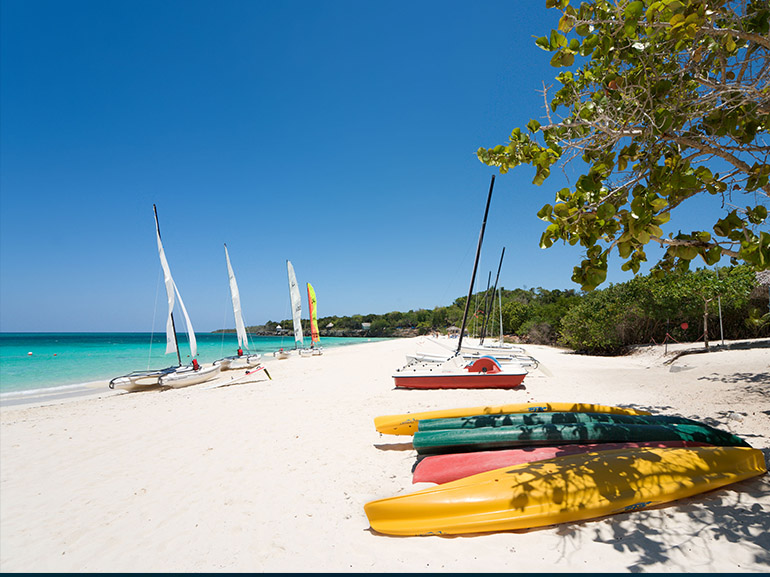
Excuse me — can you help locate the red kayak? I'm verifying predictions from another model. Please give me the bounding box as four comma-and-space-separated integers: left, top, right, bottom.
412, 440, 711, 484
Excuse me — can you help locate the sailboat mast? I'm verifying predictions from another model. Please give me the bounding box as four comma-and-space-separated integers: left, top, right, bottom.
457, 174, 495, 354
481, 246, 505, 344
498, 286, 504, 344
169, 310, 181, 366
479, 271, 493, 343
153, 204, 182, 367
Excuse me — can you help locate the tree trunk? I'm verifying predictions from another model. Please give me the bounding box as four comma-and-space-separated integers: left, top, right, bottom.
703, 298, 712, 348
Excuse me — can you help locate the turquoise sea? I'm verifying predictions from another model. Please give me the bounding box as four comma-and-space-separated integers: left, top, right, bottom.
0, 333, 385, 397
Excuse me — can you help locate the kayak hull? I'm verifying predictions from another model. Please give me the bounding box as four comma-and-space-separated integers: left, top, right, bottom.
374, 402, 652, 436
412, 440, 711, 484
416, 411, 696, 432
412, 422, 751, 455
365, 446, 767, 536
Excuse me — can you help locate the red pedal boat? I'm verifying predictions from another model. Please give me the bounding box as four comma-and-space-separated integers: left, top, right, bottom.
393, 355, 527, 390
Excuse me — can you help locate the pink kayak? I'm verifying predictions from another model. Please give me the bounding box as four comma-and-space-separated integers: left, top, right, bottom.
412, 440, 711, 484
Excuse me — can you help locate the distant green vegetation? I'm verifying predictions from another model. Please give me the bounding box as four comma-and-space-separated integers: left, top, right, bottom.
236, 265, 768, 355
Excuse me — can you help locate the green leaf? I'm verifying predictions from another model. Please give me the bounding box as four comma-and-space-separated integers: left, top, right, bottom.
558, 14, 575, 33
533, 165, 550, 186
618, 241, 633, 258
535, 36, 551, 51
677, 245, 698, 260
704, 245, 722, 265
597, 203, 616, 220
624, 1, 644, 19
537, 204, 553, 220
526, 119, 541, 133
747, 205, 768, 224
650, 198, 668, 212
575, 23, 591, 36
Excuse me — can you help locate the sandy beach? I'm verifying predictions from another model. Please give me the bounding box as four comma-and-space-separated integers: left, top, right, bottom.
1, 336, 768, 573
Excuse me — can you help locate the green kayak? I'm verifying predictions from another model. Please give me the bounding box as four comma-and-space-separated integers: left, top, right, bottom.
412, 421, 751, 455
416, 411, 698, 432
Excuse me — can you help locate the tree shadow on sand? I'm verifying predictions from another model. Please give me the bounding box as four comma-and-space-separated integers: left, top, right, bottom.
554, 451, 770, 572
697, 372, 770, 386
532, 405, 770, 572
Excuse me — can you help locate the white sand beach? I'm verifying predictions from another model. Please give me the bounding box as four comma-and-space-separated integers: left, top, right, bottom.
1, 336, 768, 573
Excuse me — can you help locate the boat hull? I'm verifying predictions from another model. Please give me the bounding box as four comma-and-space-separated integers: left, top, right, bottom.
159, 364, 221, 388
412, 421, 752, 455
393, 372, 526, 390
365, 446, 767, 536
412, 440, 711, 484
109, 366, 178, 392
416, 411, 696, 432
374, 402, 652, 436
215, 354, 262, 371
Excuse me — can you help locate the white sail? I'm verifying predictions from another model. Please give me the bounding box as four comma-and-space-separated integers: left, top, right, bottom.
155, 210, 178, 356
224, 244, 249, 350
154, 207, 197, 361
174, 281, 197, 359
287, 260, 304, 347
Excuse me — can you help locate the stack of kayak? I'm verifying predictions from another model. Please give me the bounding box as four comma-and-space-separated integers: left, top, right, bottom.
364, 402, 766, 537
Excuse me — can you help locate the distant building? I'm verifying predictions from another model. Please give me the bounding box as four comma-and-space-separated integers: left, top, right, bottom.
447, 325, 467, 338
362, 322, 371, 331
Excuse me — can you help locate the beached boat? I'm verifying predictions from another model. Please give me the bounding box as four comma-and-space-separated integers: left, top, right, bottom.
412, 440, 712, 484
299, 282, 323, 356
273, 260, 306, 358
393, 354, 527, 390
365, 445, 767, 536
158, 362, 221, 388
393, 176, 528, 390
109, 205, 221, 392
415, 410, 696, 432
213, 244, 267, 373
374, 401, 652, 436
405, 349, 538, 368
458, 338, 528, 357
412, 420, 751, 455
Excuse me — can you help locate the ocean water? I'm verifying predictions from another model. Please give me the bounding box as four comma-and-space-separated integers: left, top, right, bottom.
0, 332, 385, 397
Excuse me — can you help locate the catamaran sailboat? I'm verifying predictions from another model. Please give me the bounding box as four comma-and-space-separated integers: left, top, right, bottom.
109, 205, 221, 392
214, 244, 268, 374
273, 260, 305, 358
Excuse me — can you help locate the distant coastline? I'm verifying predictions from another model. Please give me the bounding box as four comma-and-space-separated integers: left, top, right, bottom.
212, 327, 420, 338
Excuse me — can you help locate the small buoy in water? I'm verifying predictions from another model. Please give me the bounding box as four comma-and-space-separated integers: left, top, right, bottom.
27, 352, 32, 356
53, 353, 57, 356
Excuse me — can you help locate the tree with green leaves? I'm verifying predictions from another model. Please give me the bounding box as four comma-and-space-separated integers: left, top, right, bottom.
478, 0, 769, 290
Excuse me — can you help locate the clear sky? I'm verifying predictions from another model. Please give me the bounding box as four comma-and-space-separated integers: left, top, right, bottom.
0, 0, 728, 333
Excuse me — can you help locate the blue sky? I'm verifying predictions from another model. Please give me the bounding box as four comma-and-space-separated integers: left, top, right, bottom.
0, 0, 727, 332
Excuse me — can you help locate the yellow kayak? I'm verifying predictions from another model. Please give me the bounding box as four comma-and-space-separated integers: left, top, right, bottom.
364, 446, 767, 536
374, 402, 651, 436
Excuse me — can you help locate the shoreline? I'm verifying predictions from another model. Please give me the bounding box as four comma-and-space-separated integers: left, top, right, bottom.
1, 336, 768, 572
0, 335, 387, 404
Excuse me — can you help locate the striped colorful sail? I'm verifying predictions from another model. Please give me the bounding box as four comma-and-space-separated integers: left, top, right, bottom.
307, 282, 320, 346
